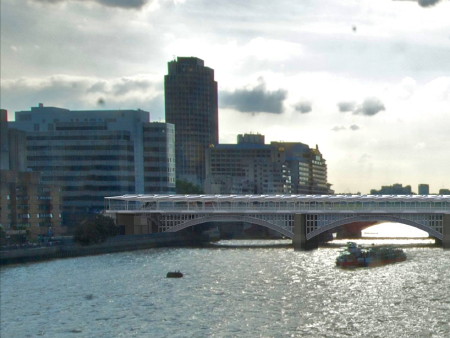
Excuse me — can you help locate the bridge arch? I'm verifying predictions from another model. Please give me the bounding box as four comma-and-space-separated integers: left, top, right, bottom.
307, 214, 443, 241
167, 214, 294, 238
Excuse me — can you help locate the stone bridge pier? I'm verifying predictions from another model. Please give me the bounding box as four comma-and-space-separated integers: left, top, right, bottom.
442, 215, 450, 249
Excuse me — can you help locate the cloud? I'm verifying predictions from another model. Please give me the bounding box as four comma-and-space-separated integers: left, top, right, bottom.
332, 125, 360, 132
418, 0, 442, 7
220, 79, 287, 114
337, 98, 385, 116
1, 75, 164, 119
294, 101, 312, 114
337, 101, 356, 112
393, 0, 442, 7
111, 79, 153, 96
354, 97, 386, 116
32, 0, 150, 9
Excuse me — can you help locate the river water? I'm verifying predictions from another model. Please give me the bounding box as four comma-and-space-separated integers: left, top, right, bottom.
1, 239, 449, 337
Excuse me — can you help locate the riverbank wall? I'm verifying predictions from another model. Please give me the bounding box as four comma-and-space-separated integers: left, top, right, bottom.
0, 232, 209, 266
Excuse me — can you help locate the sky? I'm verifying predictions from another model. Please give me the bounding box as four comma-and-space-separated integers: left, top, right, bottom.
1, 0, 449, 194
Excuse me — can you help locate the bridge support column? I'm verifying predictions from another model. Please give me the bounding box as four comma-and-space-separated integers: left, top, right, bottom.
293, 214, 306, 251
443, 215, 450, 249
293, 214, 318, 251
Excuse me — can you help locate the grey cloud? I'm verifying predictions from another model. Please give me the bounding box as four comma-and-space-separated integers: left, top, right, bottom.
337, 101, 356, 112
33, 0, 150, 9
112, 79, 153, 96
354, 97, 386, 116
295, 101, 312, 114
393, 0, 442, 7
1, 76, 163, 118
220, 81, 287, 114
87, 82, 107, 93
418, 0, 442, 7
332, 125, 360, 132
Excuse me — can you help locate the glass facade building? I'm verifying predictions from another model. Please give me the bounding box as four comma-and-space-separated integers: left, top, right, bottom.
11, 104, 175, 226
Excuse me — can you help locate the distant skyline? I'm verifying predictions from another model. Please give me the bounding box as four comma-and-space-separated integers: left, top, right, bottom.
1, 0, 449, 193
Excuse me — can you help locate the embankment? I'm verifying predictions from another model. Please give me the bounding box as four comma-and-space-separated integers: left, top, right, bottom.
0, 232, 208, 265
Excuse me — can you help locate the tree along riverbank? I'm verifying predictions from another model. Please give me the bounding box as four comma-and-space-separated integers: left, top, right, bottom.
0, 232, 210, 266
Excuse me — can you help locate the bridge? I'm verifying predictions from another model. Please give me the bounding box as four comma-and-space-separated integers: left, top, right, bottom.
104, 194, 450, 250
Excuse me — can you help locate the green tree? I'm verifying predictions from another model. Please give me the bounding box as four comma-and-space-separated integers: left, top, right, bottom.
176, 179, 203, 194
74, 214, 118, 245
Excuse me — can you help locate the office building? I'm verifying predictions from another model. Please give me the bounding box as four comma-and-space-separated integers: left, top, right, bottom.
143, 123, 176, 193
165, 57, 218, 188
1, 111, 63, 239
205, 133, 333, 194
11, 104, 175, 226
370, 184, 412, 195
418, 184, 429, 195
0, 110, 8, 170
205, 134, 289, 194
271, 142, 332, 194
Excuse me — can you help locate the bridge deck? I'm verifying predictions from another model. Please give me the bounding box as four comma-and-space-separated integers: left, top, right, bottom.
105, 194, 450, 214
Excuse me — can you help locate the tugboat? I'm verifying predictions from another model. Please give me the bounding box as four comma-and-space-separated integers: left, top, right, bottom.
336, 242, 406, 268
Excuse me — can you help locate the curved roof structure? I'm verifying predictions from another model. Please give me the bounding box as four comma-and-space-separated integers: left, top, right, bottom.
106, 194, 450, 203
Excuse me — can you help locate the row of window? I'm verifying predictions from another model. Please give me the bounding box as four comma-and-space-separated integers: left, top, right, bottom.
62, 185, 135, 192
27, 135, 131, 141
28, 155, 134, 161
27, 145, 134, 151
31, 165, 135, 171
7, 195, 53, 200
14, 213, 60, 219
41, 175, 135, 182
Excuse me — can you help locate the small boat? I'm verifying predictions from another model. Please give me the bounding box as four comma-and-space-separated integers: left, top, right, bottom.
336, 242, 406, 268
166, 271, 183, 278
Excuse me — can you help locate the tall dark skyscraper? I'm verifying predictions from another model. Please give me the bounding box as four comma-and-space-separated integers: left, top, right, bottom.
164, 57, 218, 188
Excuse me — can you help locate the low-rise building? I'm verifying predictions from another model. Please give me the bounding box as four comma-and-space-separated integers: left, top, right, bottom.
439, 189, 450, 195
370, 183, 412, 195
0, 170, 64, 240
418, 184, 430, 195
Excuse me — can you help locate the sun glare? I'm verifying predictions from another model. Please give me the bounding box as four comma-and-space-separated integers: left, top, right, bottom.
362, 222, 428, 238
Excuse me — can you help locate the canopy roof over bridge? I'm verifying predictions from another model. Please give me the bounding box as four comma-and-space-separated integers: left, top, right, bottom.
106, 194, 450, 203
105, 194, 450, 214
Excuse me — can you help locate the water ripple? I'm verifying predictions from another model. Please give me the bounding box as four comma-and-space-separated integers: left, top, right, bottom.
1, 240, 449, 337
